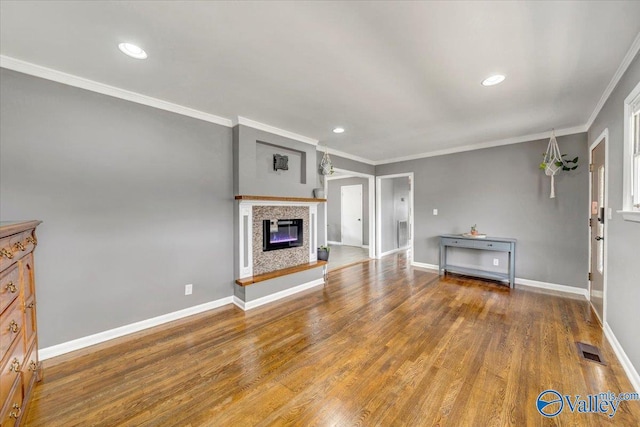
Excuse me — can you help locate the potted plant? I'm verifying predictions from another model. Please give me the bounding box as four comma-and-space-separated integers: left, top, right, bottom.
317, 245, 330, 261
470, 224, 478, 236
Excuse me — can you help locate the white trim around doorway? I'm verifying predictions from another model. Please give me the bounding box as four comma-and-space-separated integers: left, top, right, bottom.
375, 172, 415, 263
324, 169, 376, 260
588, 128, 609, 325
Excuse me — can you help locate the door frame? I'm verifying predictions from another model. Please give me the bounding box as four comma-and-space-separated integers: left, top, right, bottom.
340, 184, 364, 247
324, 168, 376, 259
375, 172, 414, 261
588, 128, 609, 325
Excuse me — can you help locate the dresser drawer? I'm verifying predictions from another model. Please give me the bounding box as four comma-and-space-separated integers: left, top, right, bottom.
0, 298, 23, 360
0, 264, 21, 314
0, 375, 23, 427
473, 240, 512, 252
0, 230, 36, 273
22, 341, 39, 396
0, 339, 25, 408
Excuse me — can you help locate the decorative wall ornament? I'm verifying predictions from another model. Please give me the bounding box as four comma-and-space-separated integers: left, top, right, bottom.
273, 154, 289, 171
319, 147, 334, 176
539, 130, 579, 198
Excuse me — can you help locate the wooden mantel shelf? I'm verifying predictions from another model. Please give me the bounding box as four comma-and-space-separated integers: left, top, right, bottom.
236, 260, 327, 286
235, 195, 326, 203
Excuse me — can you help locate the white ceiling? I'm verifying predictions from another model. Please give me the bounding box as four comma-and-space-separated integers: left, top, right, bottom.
2, 1, 640, 163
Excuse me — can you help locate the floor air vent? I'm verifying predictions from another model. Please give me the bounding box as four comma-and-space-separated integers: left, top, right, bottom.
576, 342, 606, 365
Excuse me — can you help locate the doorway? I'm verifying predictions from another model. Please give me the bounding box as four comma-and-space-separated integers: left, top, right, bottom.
376, 173, 414, 260
341, 184, 363, 247
589, 129, 608, 324
323, 168, 375, 269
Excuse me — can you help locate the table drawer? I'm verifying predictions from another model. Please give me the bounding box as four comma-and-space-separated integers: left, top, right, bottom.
0, 264, 21, 314
474, 240, 512, 251
441, 237, 474, 249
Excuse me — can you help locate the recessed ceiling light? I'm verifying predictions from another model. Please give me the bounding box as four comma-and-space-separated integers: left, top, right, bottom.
333, 127, 345, 134
482, 74, 505, 86
118, 43, 148, 59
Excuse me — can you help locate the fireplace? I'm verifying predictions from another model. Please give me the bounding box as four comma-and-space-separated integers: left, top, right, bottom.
263, 219, 304, 251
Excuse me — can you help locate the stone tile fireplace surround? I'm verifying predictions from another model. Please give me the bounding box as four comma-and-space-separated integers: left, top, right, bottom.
253, 205, 310, 275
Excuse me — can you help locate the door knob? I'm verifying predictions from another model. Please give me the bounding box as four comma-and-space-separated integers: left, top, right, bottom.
595, 236, 604, 241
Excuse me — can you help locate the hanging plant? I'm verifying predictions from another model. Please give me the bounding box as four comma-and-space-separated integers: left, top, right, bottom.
319, 148, 334, 176
539, 155, 579, 172
538, 130, 579, 198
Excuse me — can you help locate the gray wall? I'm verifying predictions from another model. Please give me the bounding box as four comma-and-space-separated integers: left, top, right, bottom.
0, 69, 234, 348
588, 52, 640, 377
376, 133, 589, 287
326, 177, 369, 245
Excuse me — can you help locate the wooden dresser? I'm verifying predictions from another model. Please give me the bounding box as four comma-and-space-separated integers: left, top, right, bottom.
0, 221, 42, 426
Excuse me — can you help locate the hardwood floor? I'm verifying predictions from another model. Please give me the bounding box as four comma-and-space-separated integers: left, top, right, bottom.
25, 254, 639, 426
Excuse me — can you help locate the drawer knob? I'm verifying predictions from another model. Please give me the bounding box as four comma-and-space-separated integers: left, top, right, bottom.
9, 320, 19, 333
29, 360, 38, 371
14, 241, 26, 251
9, 403, 22, 419
6, 281, 17, 293
488, 244, 493, 247
10, 358, 21, 372
0, 247, 14, 259
26, 235, 38, 246
27, 301, 35, 309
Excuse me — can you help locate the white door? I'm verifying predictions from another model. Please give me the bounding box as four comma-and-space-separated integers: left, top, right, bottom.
341, 184, 363, 247
590, 140, 606, 323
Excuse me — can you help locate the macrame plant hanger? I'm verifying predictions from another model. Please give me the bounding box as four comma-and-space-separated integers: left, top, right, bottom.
543, 129, 563, 198
320, 147, 333, 178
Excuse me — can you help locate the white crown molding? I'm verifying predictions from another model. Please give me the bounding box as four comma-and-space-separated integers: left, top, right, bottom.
373, 125, 588, 165
585, 31, 640, 130
604, 322, 640, 393
38, 296, 234, 360
234, 116, 318, 146
317, 146, 376, 165
0, 55, 233, 127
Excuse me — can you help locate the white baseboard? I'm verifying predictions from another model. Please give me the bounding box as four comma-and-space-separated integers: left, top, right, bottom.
234, 278, 325, 311
362, 245, 369, 249
604, 322, 640, 394
379, 246, 410, 258
411, 261, 439, 271
515, 278, 589, 298
39, 296, 234, 360
327, 241, 342, 246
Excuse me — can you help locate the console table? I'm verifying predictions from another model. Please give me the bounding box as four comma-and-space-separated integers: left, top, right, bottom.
439, 234, 516, 288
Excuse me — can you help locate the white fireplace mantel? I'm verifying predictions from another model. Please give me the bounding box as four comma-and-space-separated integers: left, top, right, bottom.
236, 195, 325, 279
